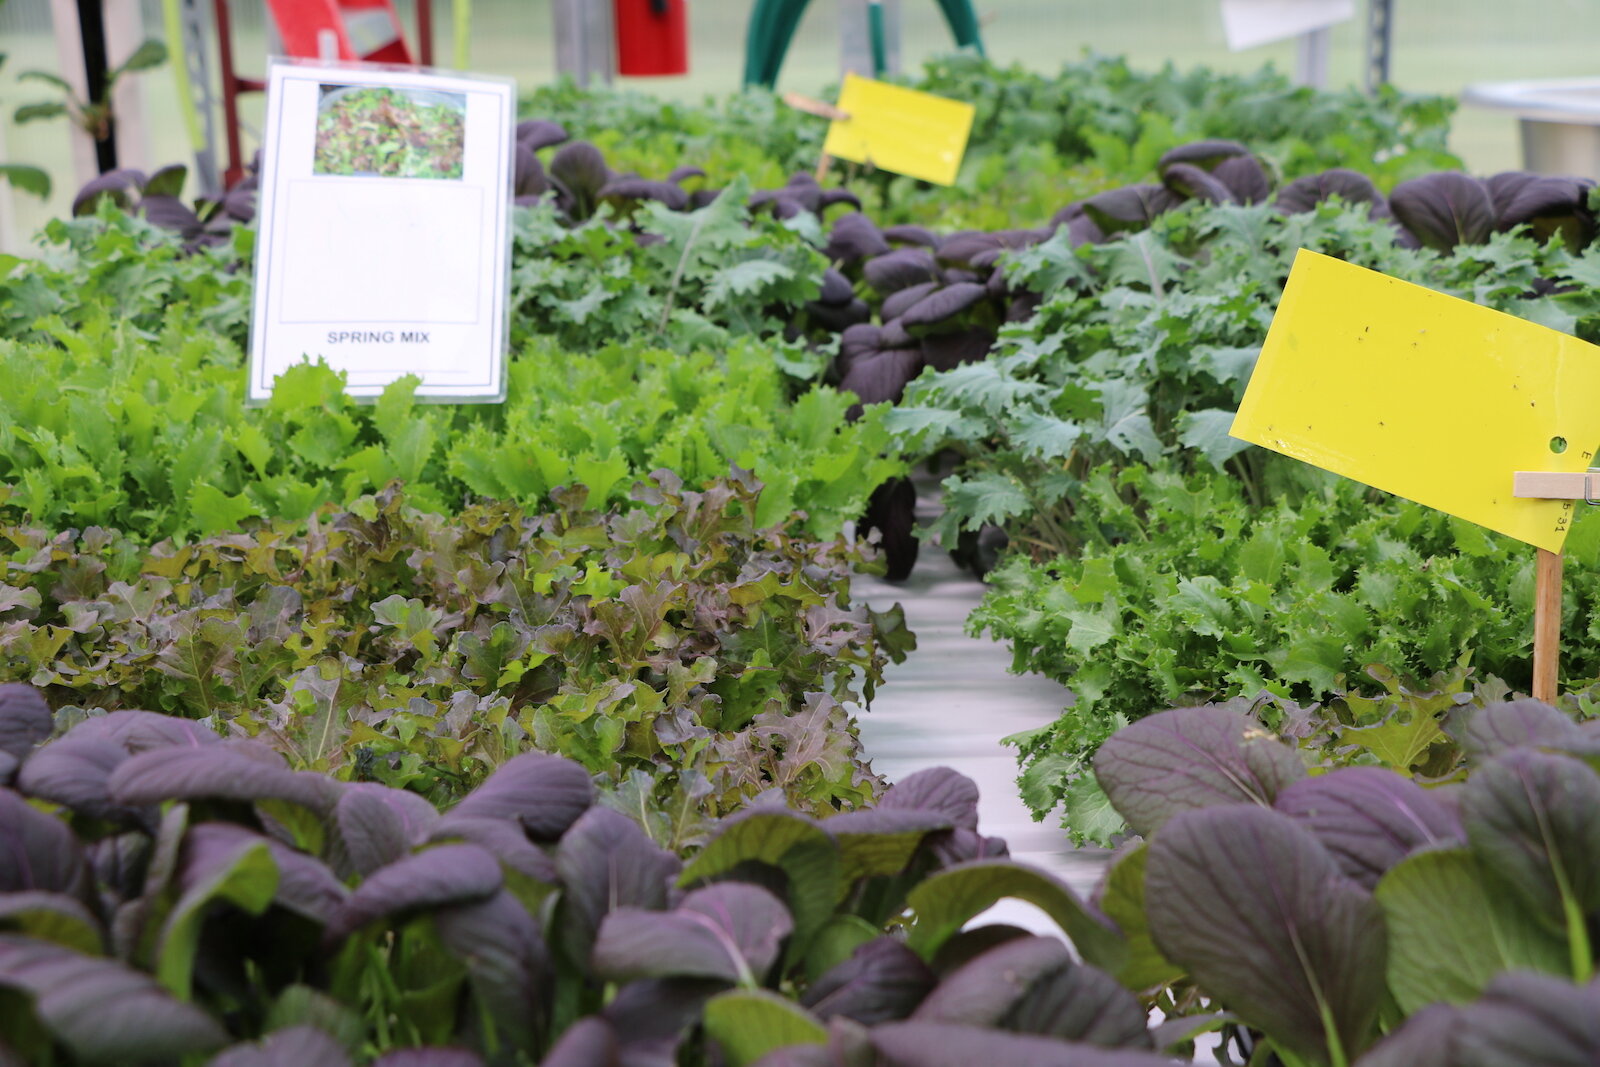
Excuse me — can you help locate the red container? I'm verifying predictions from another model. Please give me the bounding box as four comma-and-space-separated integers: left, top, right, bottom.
614, 0, 688, 77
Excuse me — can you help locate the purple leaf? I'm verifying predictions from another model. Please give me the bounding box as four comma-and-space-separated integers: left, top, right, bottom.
1212, 156, 1271, 205
0, 684, 51, 770
1146, 806, 1385, 1064
1357, 973, 1600, 1067
825, 213, 891, 263
816, 268, 854, 307
16, 735, 141, 825
901, 282, 988, 332
591, 882, 792, 984
108, 744, 339, 815
449, 751, 594, 841
183, 823, 346, 925
1459, 748, 1600, 919
516, 118, 568, 151
861, 476, 919, 582
1457, 699, 1587, 761
1274, 766, 1462, 888
882, 224, 939, 248
71, 168, 145, 215
0, 789, 88, 897
555, 806, 679, 965
1157, 139, 1250, 173
1161, 162, 1236, 205
0, 891, 103, 954
919, 328, 995, 372
838, 348, 922, 413
67, 710, 223, 753
1273, 168, 1384, 216
514, 145, 548, 199
863, 249, 942, 294
0, 933, 228, 1060
600, 177, 689, 211
1353, 1003, 1460, 1067
806, 298, 871, 333
1388, 172, 1495, 252
372, 1051, 484, 1067
881, 280, 941, 321
140, 194, 204, 238
1486, 171, 1593, 244
911, 935, 1148, 1047
870, 1022, 1174, 1067
434, 889, 550, 1048
818, 187, 861, 213
549, 141, 610, 216
802, 937, 935, 1024
335, 784, 440, 876
539, 1016, 619, 1067
877, 767, 980, 830
209, 1025, 350, 1066
429, 814, 559, 885
1094, 705, 1305, 836
323, 843, 502, 944
1081, 184, 1182, 235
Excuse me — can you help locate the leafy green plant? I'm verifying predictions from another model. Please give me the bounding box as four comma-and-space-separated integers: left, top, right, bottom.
889, 198, 1600, 554
14, 39, 167, 144
977, 463, 1600, 839
1086, 700, 1600, 1066
0, 54, 51, 199
314, 86, 465, 180
0, 684, 1215, 1065
0, 301, 903, 542
0, 474, 912, 816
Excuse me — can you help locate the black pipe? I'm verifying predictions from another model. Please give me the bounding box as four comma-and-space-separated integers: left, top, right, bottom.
75, 0, 117, 172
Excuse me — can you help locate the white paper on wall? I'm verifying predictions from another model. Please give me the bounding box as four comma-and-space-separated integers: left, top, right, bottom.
247, 59, 514, 402
1219, 0, 1354, 50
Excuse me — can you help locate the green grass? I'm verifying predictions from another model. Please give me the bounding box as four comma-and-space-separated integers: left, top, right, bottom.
3, 0, 1599, 243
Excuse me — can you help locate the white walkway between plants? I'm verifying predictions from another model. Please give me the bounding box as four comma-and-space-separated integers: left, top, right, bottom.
850, 543, 1113, 924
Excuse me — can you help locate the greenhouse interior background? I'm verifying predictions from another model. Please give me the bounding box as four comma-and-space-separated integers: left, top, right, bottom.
2, 0, 1599, 247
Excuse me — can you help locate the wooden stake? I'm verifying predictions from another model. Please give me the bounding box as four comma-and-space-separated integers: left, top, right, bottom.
1535, 547, 1563, 702
782, 91, 850, 122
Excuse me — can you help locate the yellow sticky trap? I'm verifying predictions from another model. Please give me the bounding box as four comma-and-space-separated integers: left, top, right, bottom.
1231, 249, 1600, 552
821, 74, 975, 186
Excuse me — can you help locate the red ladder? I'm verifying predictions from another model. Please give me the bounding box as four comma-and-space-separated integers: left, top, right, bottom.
215, 0, 433, 186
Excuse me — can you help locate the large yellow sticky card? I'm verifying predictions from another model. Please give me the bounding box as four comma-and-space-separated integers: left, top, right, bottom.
821, 75, 974, 186
1231, 249, 1600, 552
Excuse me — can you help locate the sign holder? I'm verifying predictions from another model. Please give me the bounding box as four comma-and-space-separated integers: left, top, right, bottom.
1231, 249, 1600, 709
1513, 469, 1600, 700
247, 58, 515, 404
782, 91, 850, 181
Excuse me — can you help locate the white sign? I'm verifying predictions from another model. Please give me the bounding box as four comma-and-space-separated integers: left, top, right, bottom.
1219, 0, 1354, 50
248, 60, 513, 403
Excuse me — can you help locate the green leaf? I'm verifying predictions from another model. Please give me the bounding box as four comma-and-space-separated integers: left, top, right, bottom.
156, 836, 279, 999
14, 102, 68, 124
1376, 847, 1568, 1014
904, 860, 1125, 973
188, 482, 257, 535
113, 39, 168, 75
943, 471, 1029, 530
702, 989, 827, 1066
1096, 844, 1183, 991
1178, 409, 1251, 469
1008, 411, 1082, 460
0, 164, 50, 199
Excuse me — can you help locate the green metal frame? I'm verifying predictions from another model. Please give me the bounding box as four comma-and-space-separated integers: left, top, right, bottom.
743, 0, 984, 88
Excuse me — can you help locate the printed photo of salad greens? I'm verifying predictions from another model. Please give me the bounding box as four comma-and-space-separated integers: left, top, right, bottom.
313, 84, 466, 180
